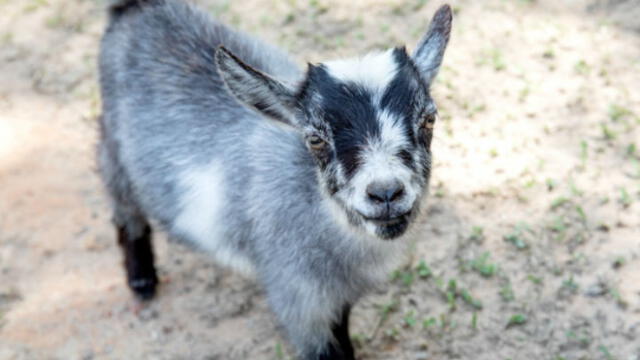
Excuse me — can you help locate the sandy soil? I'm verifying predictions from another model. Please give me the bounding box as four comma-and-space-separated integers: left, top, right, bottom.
1, 0, 639, 359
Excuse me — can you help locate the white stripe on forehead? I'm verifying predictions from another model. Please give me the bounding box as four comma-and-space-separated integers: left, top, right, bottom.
377, 110, 409, 150
358, 110, 409, 177
323, 49, 398, 92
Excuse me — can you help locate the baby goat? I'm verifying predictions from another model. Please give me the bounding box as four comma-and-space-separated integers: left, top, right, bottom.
98, 0, 452, 359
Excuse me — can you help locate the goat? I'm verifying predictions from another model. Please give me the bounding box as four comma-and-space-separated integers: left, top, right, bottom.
98, 0, 452, 358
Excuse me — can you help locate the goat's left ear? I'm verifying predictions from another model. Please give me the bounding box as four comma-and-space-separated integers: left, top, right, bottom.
216, 46, 298, 126
412, 4, 452, 85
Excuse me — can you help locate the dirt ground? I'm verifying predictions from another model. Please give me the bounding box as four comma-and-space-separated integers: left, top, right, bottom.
1, 0, 639, 359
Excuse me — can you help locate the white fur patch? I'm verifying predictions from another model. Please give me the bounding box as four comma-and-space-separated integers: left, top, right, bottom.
378, 110, 410, 150
324, 49, 398, 92
174, 161, 255, 276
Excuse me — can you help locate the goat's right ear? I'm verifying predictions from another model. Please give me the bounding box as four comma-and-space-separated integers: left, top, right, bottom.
412, 4, 453, 85
215, 46, 298, 126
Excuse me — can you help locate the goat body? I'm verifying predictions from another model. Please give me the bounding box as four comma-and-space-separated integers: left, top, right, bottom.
98, 1, 451, 358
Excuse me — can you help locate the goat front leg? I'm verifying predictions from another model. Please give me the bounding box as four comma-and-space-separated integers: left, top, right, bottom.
319, 305, 354, 360
266, 281, 355, 360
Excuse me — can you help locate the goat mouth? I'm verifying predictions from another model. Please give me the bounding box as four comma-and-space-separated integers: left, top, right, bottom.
361, 210, 411, 223
360, 211, 412, 240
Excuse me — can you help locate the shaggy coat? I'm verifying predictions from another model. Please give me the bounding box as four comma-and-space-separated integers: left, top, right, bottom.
98, 0, 451, 358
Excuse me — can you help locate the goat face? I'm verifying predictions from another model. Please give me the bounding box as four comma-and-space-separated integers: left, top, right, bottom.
216, 5, 452, 240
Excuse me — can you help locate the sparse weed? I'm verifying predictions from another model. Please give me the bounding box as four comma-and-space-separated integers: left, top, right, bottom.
414, 0, 429, 11
580, 140, 588, 168
446, 279, 457, 310
527, 274, 543, 285
23, 0, 48, 12
403, 310, 417, 328
575, 205, 587, 223
471, 312, 478, 330
608, 287, 628, 309
574, 60, 589, 75
506, 314, 527, 328
46, 12, 64, 29
627, 143, 637, 158
437, 278, 483, 311
470, 252, 497, 277
391, 269, 415, 287
422, 317, 437, 329
499, 282, 515, 302
477, 48, 506, 71
504, 225, 528, 250
569, 178, 583, 196
469, 226, 485, 242
566, 330, 592, 347
632, 158, 640, 179
561, 275, 579, 294
619, 187, 632, 207
416, 260, 432, 279
523, 176, 536, 189
383, 326, 400, 340
460, 289, 483, 310
274, 342, 286, 360
600, 123, 616, 140
549, 216, 567, 240
598, 345, 615, 360
469, 103, 487, 117
546, 178, 557, 191
551, 196, 569, 210
608, 104, 633, 122
490, 49, 506, 71
379, 299, 399, 322
518, 86, 530, 103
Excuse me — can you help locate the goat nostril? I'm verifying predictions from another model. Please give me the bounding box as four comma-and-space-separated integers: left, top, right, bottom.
367, 192, 385, 203
390, 187, 404, 202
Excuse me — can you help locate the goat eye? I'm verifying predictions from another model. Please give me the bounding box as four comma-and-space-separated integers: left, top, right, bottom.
421, 113, 437, 130
308, 135, 327, 151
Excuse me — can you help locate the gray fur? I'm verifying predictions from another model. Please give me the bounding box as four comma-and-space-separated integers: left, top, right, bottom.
413, 4, 453, 84
98, 0, 451, 358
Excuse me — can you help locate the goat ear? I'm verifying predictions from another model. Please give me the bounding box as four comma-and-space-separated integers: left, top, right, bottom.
215, 46, 298, 126
412, 4, 452, 84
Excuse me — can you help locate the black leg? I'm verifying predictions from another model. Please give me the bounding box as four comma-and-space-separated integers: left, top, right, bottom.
319, 305, 355, 360
117, 223, 158, 300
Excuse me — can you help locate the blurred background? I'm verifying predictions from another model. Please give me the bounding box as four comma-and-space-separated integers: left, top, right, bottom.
1, 0, 639, 359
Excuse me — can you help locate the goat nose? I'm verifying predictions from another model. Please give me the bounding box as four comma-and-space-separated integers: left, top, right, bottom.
366, 180, 405, 204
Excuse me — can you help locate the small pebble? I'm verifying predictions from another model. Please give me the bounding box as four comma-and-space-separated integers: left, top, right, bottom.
585, 283, 607, 297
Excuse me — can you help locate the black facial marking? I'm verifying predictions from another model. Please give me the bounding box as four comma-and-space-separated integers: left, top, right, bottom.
397, 149, 415, 170
380, 48, 431, 145
380, 49, 417, 115
302, 65, 381, 179
419, 125, 434, 150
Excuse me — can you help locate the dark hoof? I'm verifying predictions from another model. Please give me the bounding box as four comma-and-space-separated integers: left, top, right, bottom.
128, 276, 158, 301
